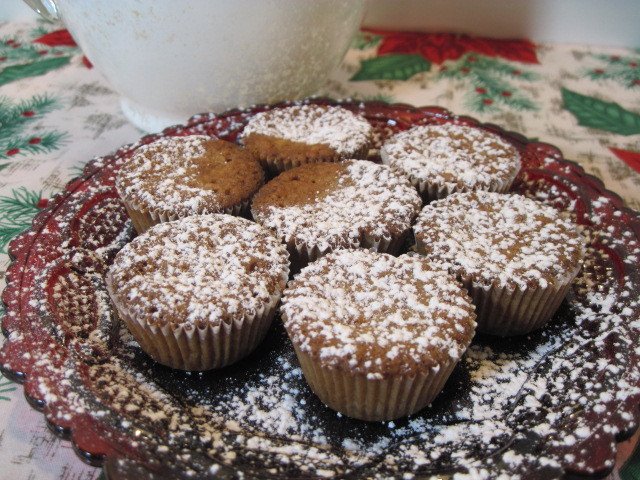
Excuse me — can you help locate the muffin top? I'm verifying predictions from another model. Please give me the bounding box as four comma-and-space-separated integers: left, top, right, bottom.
251, 160, 422, 252
281, 250, 476, 378
414, 191, 585, 290
116, 135, 264, 217
106, 215, 289, 328
241, 104, 372, 156
380, 124, 521, 190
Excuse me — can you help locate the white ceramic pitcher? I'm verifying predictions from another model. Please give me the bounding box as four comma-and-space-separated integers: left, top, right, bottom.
24, 0, 365, 131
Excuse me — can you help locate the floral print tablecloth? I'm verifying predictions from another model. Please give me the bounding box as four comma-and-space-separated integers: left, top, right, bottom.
0, 20, 639, 480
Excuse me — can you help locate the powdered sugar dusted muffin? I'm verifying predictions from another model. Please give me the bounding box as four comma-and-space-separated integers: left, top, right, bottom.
105, 214, 289, 371
380, 124, 521, 203
116, 135, 264, 233
281, 250, 476, 421
240, 104, 373, 174
251, 160, 421, 271
414, 191, 585, 336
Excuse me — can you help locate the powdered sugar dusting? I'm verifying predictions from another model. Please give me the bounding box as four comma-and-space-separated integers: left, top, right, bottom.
106, 214, 289, 327
116, 135, 223, 217
252, 160, 421, 252
3, 102, 640, 479
380, 124, 520, 189
281, 250, 476, 376
415, 191, 586, 289
241, 105, 372, 155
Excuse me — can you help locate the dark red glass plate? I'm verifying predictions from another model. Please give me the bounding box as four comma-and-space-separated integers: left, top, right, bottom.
1, 100, 639, 479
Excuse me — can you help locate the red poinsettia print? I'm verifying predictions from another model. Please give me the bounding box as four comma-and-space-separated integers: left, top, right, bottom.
82, 56, 93, 69
610, 147, 640, 174
376, 32, 467, 64
366, 29, 539, 65
33, 29, 77, 47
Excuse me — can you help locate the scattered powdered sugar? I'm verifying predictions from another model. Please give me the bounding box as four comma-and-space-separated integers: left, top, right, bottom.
106, 214, 289, 327
281, 250, 476, 376
4, 104, 640, 479
116, 135, 223, 217
240, 105, 372, 155
414, 191, 586, 289
380, 124, 521, 189
253, 160, 421, 252
9, 182, 640, 479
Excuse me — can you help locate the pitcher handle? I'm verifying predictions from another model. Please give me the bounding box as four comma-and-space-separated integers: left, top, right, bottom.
23, 0, 60, 21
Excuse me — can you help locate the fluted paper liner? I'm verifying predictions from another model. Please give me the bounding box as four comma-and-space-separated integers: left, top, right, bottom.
380, 149, 519, 204
107, 276, 279, 370
262, 144, 370, 175
122, 196, 251, 234
459, 265, 581, 336
293, 345, 458, 421
287, 229, 409, 273
415, 173, 516, 204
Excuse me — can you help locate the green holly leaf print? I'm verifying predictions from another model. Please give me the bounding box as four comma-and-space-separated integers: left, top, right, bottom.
561, 87, 640, 135
0, 56, 71, 87
351, 54, 431, 81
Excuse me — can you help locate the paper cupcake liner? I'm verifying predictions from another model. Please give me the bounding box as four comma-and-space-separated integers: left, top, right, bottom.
262, 153, 340, 176
107, 280, 279, 370
459, 266, 581, 336
415, 175, 514, 204
122, 196, 252, 234
380, 150, 519, 204
293, 346, 458, 421
260, 143, 370, 176
287, 229, 409, 273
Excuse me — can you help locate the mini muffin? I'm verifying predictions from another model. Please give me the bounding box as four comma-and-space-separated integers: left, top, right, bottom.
414, 191, 585, 336
240, 104, 373, 174
116, 135, 264, 233
251, 160, 421, 271
380, 124, 521, 203
105, 214, 289, 371
281, 250, 476, 421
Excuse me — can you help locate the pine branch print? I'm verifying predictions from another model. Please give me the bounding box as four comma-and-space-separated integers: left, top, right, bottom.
0, 378, 16, 401
68, 161, 89, 179
0, 94, 59, 137
2, 131, 66, 159
0, 94, 66, 159
30, 23, 51, 39
439, 53, 538, 112
0, 187, 43, 253
0, 36, 45, 64
0, 187, 41, 220
585, 53, 640, 88
0, 224, 29, 253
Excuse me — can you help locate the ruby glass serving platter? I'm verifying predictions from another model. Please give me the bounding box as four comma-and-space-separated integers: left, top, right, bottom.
1, 100, 639, 479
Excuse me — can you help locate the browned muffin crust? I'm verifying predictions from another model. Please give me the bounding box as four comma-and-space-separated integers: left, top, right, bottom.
116, 135, 264, 219
281, 250, 476, 378
252, 161, 342, 209
106, 214, 289, 330
243, 133, 341, 171
251, 160, 422, 252
380, 124, 521, 202
414, 191, 585, 291
240, 105, 373, 173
